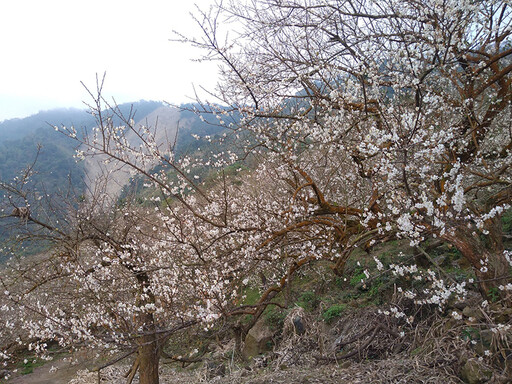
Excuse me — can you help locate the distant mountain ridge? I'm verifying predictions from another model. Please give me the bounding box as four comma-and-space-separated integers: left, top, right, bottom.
0, 100, 166, 193
0, 108, 96, 143
0, 100, 229, 260
0, 102, 231, 194
0, 100, 165, 143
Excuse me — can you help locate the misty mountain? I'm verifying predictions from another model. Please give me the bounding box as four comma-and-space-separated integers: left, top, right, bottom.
0, 100, 228, 197
0, 108, 95, 143
0, 100, 166, 194
0, 101, 228, 260
0, 101, 165, 143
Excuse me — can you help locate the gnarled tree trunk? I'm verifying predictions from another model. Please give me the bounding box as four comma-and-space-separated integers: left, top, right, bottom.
134, 270, 161, 384
138, 336, 160, 384
137, 313, 161, 384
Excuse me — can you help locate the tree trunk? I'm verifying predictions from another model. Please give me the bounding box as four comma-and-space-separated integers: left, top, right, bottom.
138, 334, 160, 384
442, 227, 510, 301
136, 307, 161, 384
232, 324, 245, 361
134, 273, 161, 383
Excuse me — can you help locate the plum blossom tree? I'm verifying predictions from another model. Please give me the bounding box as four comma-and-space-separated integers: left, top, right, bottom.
0, 180, 210, 383
1, 88, 341, 382
2, 1, 512, 382
60, 92, 341, 353
185, 0, 512, 300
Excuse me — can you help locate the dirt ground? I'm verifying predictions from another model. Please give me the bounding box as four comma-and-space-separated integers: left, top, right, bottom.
6, 356, 463, 384
7, 356, 91, 384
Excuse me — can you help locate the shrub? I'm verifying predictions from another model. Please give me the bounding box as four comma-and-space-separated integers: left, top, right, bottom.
322, 304, 347, 324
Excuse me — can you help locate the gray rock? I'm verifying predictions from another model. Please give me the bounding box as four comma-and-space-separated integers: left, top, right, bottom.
293, 316, 305, 335
462, 306, 484, 322
243, 318, 275, 359
461, 358, 492, 384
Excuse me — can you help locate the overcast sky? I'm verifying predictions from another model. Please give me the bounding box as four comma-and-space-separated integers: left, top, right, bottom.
0, 0, 220, 121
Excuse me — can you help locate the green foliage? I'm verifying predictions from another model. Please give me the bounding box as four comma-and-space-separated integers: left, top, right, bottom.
16, 356, 46, 375
322, 304, 347, 323
502, 209, 512, 234
0, 129, 86, 260
0, 128, 84, 187
444, 266, 474, 283
241, 314, 254, 325
367, 281, 382, 299
461, 327, 480, 342
488, 287, 500, 303
264, 307, 287, 330
242, 287, 261, 306
350, 267, 366, 287
296, 290, 319, 311
444, 247, 463, 260
335, 276, 345, 289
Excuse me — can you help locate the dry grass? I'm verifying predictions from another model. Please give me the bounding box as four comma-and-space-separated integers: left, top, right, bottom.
21, 303, 510, 384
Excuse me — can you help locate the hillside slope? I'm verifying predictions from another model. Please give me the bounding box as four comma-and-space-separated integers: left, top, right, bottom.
0, 102, 227, 260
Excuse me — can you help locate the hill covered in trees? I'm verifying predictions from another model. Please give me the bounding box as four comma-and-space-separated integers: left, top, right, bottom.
0, 101, 166, 192
0, 101, 227, 261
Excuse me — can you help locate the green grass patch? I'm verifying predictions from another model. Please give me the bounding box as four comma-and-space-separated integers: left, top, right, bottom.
242, 287, 261, 306
349, 267, 366, 287
322, 304, 347, 324
295, 290, 319, 311
264, 307, 288, 330
17, 356, 47, 375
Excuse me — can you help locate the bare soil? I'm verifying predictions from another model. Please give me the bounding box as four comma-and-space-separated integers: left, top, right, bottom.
7, 356, 90, 384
